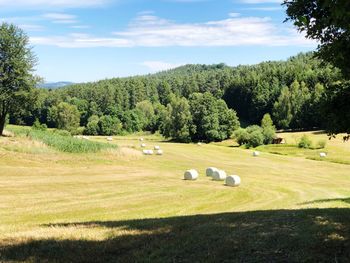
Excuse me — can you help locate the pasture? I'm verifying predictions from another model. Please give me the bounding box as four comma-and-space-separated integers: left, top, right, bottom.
0, 127, 349, 262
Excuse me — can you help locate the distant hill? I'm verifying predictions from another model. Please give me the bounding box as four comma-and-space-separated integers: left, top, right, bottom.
38, 82, 74, 89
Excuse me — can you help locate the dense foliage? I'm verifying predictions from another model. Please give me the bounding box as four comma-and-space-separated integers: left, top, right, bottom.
284, 0, 350, 136
0, 23, 39, 135
8, 52, 343, 142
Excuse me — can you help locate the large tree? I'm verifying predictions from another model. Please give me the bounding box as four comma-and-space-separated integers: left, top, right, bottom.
284, 0, 350, 136
0, 23, 38, 135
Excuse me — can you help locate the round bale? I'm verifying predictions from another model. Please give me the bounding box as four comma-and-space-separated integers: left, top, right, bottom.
319, 152, 327, 157
139, 138, 144, 141
154, 145, 160, 150
206, 167, 218, 177
253, 151, 260, 157
142, 149, 154, 155
107, 137, 113, 141
184, 169, 198, 180
225, 175, 241, 187
141, 143, 146, 148
212, 170, 227, 181
156, 149, 163, 155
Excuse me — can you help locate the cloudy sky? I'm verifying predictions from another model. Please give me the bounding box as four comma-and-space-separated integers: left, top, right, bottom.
0, 0, 316, 82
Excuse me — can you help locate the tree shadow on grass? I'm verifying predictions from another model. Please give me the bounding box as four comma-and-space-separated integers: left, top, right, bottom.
300, 197, 350, 205
1, 208, 350, 262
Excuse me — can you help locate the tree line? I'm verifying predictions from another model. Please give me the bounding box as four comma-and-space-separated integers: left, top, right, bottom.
7, 52, 343, 141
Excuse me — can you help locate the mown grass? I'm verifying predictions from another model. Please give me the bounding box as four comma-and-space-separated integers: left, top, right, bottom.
6, 125, 117, 153
256, 131, 350, 165
0, 129, 349, 262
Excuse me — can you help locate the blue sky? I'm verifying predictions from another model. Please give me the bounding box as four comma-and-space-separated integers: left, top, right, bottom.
0, 0, 316, 83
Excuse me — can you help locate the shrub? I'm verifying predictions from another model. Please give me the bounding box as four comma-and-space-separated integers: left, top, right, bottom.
298, 135, 312, 148
32, 119, 47, 131
317, 139, 327, 149
246, 129, 264, 148
53, 129, 71, 137
234, 128, 249, 146
85, 119, 99, 135
261, 113, 276, 144
234, 125, 265, 148
74, 127, 85, 135
98, 115, 122, 136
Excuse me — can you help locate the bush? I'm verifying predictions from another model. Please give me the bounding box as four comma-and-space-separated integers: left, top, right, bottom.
262, 126, 275, 144
234, 125, 265, 148
298, 135, 312, 148
234, 128, 249, 146
98, 115, 122, 136
32, 119, 47, 131
74, 127, 85, 135
246, 127, 264, 148
85, 120, 99, 135
53, 129, 71, 137
317, 139, 327, 149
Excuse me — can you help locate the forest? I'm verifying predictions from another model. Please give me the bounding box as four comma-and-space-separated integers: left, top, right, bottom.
8, 52, 344, 143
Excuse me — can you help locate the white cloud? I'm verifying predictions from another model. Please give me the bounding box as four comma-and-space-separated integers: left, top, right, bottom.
0, 0, 109, 9
42, 13, 76, 20
18, 24, 45, 31
70, 25, 90, 29
240, 0, 282, 3
42, 13, 78, 24
244, 6, 282, 11
29, 14, 315, 48
141, 61, 184, 72
229, 12, 241, 17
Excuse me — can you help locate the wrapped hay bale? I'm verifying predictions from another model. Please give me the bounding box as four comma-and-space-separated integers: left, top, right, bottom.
107, 137, 113, 141
225, 175, 241, 187
253, 151, 260, 157
141, 143, 146, 148
139, 138, 144, 141
142, 149, 154, 155
319, 152, 327, 157
206, 167, 218, 177
197, 142, 202, 146
212, 170, 226, 181
184, 169, 198, 180
154, 145, 160, 150
156, 149, 163, 155
82, 136, 89, 140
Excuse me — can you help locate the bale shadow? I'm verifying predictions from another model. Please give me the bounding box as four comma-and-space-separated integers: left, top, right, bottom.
1, 208, 350, 262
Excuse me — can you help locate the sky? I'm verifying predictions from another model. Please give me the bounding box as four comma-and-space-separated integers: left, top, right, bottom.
0, 0, 317, 83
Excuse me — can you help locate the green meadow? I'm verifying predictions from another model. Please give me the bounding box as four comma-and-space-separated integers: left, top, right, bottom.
0, 126, 349, 262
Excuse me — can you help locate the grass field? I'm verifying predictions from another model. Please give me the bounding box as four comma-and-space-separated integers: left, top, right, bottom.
0, 126, 349, 262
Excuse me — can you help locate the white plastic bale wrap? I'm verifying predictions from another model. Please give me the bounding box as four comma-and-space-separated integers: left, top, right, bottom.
139, 138, 144, 141
253, 151, 260, 157
141, 143, 146, 148
107, 137, 113, 141
184, 169, 198, 180
156, 149, 163, 155
319, 152, 327, 157
154, 145, 160, 150
142, 149, 154, 155
212, 170, 226, 181
225, 175, 241, 187
206, 167, 218, 177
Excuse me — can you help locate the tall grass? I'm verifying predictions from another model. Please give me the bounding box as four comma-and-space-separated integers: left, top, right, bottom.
7, 126, 117, 153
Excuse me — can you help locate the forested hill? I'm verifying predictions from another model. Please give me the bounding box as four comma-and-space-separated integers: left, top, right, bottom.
11, 52, 342, 140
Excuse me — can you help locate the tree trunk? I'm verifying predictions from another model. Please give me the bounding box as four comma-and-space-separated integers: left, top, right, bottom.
0, 114, 6, 136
